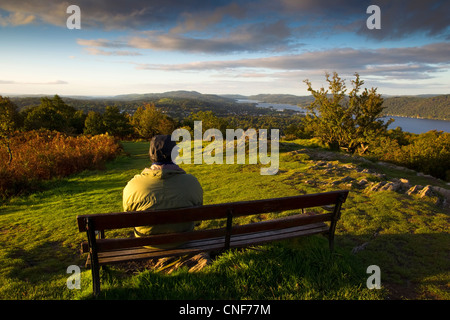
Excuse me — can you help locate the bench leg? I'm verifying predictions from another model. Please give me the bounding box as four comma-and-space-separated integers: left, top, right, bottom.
328, 221, 337, 252
328, 233, 335, 252
86, 218, 101, 296
91, 255, 101, 296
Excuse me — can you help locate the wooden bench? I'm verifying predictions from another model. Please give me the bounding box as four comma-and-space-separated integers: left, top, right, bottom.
77, 190, 349, 295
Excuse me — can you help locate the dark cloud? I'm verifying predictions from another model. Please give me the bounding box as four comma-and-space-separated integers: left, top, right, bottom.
1, 0, 448, 42
170, 2, 246, 33
0, 0, 241, 29
355, 0, 450, 40
275, 0, 450, 41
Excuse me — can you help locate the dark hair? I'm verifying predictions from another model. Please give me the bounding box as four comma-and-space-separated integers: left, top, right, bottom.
149, 135, 177, 163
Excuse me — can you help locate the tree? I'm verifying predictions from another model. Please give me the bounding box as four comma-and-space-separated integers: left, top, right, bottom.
70, 110, 87, 134
24, 102, 66, 132
102, 106, 133, 138
0, 96, 19, 164
130, 103, 176, 139
84, 111, 106, 135
189, 110, 229, 134
23, 95, 84, 133
303, 72, 392, 153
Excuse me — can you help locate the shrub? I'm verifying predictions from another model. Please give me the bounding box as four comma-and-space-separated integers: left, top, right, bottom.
368, 130, 450, 181
0, 130, 122, 199
396, 131, 450, 181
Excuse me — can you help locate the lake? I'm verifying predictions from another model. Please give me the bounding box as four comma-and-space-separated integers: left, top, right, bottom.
382, 116, 450, 134
239, 100, 450, 134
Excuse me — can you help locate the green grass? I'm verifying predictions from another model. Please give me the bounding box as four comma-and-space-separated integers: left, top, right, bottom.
98, 239, 381, 300
0, 140, 448, 300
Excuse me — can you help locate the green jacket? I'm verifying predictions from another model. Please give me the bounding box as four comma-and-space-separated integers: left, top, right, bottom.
122, 164, 203, 248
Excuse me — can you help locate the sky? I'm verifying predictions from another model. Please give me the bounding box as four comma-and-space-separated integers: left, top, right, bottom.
0, 0, 449, 97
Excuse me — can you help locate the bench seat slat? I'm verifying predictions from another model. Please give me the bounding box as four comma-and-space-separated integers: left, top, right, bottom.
86, 222, 328, 266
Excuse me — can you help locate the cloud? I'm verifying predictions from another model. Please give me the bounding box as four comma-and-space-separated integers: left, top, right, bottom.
276, 0, 450, 41
356, 0, 450, 40
0, 11, 35, 26
67, 0, 449, 57
170, 2, 246, 33
76, 38, 128, 48
0, 0, 234, 30
83, 47, 142, 56
77, 38, 142, 56
0, 80, 68, 85
1, 0, 448, 42
77, 19, 298, 55
136, 42, 450, 82
127, 20, 296, 54
0, 1, 68, 27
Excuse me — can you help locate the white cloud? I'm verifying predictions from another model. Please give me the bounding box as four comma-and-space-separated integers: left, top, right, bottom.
83, 47, 142, 56
76, 38, 128, 48
78, 19, 297, 55
136, 42, 450, 78
0, 79, 68, 85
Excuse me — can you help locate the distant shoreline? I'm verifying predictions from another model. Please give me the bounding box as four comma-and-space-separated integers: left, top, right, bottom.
383, 114, 450, 121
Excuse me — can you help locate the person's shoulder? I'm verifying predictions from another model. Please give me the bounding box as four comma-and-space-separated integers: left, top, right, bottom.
182, 172, 200, 180
179, 172, 202, 186
125, 170, 158, 187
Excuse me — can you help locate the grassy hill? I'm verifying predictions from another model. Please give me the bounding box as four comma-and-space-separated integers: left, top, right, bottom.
0, 140, 448, 300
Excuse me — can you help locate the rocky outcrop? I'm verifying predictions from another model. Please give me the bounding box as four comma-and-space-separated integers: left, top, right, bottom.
365, 181, 448, 207
287, 147, 450, 208
365, 178, 411, 193
405, 185, 448, 206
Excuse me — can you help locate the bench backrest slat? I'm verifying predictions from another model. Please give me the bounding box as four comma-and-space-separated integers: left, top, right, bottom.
77, 190, 348, 232
82, 212, 334, 252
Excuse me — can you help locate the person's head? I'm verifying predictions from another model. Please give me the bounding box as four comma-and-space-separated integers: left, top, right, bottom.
149, 135, 177, 164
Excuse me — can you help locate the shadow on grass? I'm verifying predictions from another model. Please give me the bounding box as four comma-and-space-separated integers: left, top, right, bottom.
335, 232, 450, 299
77, 231, 450, 300
83, 238, 360, 300
5, 241, 83, 284
2, 231, 446, 300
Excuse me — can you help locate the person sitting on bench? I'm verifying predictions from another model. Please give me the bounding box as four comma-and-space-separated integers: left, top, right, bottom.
122, 134, 203, 249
